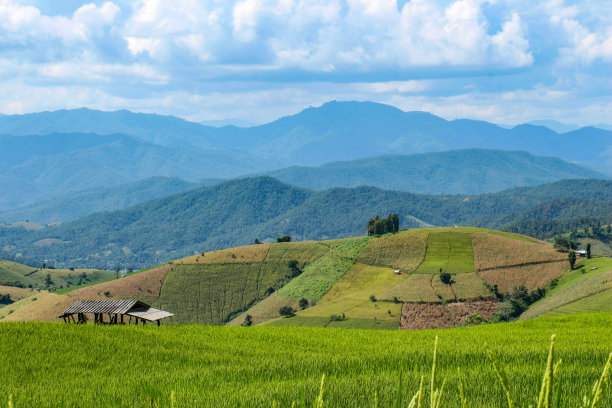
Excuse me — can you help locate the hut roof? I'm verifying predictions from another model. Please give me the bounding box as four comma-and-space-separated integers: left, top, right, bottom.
60, 300, 173, 322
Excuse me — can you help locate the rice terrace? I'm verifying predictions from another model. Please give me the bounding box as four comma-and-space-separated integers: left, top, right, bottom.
2, 0, 612, 406
2, 226, 612, 406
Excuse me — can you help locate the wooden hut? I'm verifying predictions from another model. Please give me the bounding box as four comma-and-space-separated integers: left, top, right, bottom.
59, 300, 173, 326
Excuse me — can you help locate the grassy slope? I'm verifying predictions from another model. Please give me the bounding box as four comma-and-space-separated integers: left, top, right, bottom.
521, 257, 612, 319
2, 227, 576, 329
0, 260, 113, 289
0, 313, 611, 407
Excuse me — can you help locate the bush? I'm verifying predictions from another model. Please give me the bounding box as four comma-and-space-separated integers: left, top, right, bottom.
392, 296, 400, 304
276, 235, 291, 243
369, 295, 377, 302
440, 272, 452, 285
241, 314, 253, 327
0, 294, 13, 305
298, 298, 309, 310
464, 313, 486, 325
279, 306, 295, 318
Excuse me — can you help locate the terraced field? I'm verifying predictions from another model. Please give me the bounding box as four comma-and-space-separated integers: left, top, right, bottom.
416, 232, 475, 274
1, 227, 576, 329
520, 257, 612, 319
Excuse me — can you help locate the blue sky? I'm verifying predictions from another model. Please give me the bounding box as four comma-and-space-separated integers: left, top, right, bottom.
1, 0, 611, 125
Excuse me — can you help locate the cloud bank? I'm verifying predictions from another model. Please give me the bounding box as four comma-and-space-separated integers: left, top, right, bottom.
0, 0, 610, 125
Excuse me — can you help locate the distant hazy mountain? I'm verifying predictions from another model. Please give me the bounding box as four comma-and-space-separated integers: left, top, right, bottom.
526, 120, 581, 134
262, 149, 605, 194
2, 177, 611, 269
0, 108, 216, 148
0, 177, 221, 224
3, 102, 612, 175
0, 133, 269, 211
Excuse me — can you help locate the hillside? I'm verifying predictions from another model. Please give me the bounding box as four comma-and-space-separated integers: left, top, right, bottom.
2, 102, 612, 178
2, 177, 612, 269
0, 177, 219, 224
2, 149, 603, 224
0, 260, 113, 289
1, 227, 569, 331
262, 149, 604, 194
0, 133, 270, 211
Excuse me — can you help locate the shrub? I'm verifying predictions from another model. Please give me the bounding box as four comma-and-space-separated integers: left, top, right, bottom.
276, 235, 291, 243
279, 306, 295, 318
241, 314, 253, 327
440, 272, 452, 285
464, 313, 486, 325
369, 295, 377, 302
298, 298, 309, 310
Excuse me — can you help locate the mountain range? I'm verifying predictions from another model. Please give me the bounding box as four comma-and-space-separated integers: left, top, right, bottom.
0, 148, 604, 223
2, 177, 611, 269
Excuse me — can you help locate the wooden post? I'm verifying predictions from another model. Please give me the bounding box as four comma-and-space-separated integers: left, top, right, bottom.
121, 314, 124, 324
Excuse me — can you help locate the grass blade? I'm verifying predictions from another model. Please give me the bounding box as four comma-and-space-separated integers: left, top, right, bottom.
486, 342, 515, 408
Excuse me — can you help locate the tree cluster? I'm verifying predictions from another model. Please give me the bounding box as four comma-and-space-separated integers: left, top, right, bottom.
0, 293, 13, 305
487, 284, 547, 322
367, 214, 399, 236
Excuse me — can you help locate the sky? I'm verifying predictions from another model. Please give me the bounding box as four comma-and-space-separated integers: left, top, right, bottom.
0, 0, 611, 126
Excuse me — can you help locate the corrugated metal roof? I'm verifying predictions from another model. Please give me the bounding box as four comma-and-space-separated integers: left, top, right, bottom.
63, 299, 145, 315
127, 307, 174, 321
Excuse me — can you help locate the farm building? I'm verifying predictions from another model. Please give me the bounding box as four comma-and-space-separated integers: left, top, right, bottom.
59, 299, 173, 326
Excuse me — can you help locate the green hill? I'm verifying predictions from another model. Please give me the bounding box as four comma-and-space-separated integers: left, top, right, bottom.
2, 228, 571, 331
3, 177, 612, 270
0, 260, 113, 290
262, 149, 605, 195
0, 177, 219, 224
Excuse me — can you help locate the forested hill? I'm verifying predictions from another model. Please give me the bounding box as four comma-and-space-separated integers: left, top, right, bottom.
261, 149, 605, 195
2, 177, 612, 269
0, 177, 219, 224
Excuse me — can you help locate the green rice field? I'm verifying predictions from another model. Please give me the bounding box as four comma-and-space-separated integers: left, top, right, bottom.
417, 232, 476, 274
1, 313, 611, 407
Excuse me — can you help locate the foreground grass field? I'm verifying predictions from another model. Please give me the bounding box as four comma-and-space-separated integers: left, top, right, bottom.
1, 313, 611, 407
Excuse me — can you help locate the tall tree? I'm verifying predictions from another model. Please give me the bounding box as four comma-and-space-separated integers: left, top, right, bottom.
568, 251, 576, 270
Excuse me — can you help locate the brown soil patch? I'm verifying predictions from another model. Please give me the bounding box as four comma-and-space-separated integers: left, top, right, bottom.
176, 244, 271, 264
472, 233, 565, 271
479, 261, 566, 293
71, 264, 173, 299
400, 300, 498, 330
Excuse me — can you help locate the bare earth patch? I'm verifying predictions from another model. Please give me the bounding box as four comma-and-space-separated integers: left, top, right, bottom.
472, 233, 565, 271
400, 300, 498, 330
479, 261, 567, 293
71, 264, 173, 298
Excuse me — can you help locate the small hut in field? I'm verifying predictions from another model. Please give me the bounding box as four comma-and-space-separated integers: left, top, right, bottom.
59, 300, 173, 326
